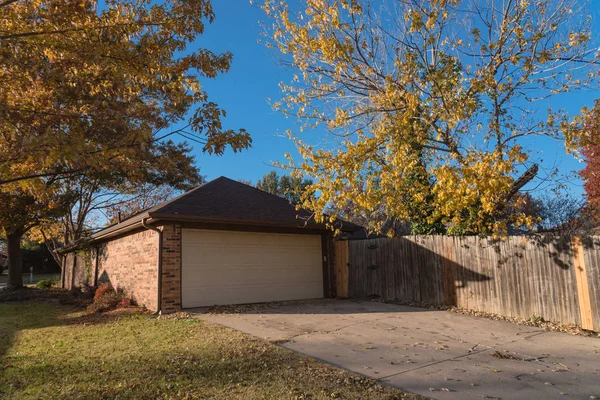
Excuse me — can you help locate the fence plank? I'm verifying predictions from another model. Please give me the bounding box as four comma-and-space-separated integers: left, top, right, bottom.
572, 236, 594, 330
583, 236, 600, 331
442, 237, 457, 306
334, 240, 349, 298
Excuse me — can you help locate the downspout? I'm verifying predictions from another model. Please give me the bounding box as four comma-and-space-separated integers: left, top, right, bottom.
142, 218, 162, 314
93, 245, 100, 287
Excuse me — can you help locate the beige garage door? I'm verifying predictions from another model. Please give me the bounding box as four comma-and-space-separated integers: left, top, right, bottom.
181, 229, 324, 308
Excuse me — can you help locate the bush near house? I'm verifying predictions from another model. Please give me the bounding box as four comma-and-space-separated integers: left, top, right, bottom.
35, 279, 55, 290
87, 283, 133, 314
92, 283, 114, 302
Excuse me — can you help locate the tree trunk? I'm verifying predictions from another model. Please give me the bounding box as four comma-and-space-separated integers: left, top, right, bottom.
7, 231, 23, 289
506, 164, 539, 202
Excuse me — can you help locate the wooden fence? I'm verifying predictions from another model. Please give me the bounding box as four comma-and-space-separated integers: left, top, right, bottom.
335, 235, 600, 331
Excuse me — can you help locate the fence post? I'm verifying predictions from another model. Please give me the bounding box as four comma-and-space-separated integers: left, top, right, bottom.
335, 240, 349, 298
572, 236, 594, 330
442, 236, 457, 306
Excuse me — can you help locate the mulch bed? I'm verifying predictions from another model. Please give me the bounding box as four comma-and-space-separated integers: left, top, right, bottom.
0, 287, 93, 308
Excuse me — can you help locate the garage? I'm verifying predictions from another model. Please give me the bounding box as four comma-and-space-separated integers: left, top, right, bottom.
182, 229, 324, 308
62, 176, 360, 313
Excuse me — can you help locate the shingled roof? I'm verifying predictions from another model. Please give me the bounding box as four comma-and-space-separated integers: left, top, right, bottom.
91, 176, 360, 241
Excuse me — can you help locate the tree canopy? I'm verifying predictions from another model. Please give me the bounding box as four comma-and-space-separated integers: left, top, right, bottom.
581, 100, 600, 223
263, 0, 599, 236
0, 0, 250, 287
0, 0, 251, 189
256, 170, 313, 204
33, 141, 203, 267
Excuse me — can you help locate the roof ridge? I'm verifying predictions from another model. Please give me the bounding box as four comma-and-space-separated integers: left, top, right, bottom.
79, 175, 361, 244
226, 175, 300, 207
150, 177, 223, 215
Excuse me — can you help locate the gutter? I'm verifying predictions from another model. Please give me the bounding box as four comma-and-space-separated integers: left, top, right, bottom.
142, 217, 162, 314
147, 213, 361, 232
91, 215, 150, 242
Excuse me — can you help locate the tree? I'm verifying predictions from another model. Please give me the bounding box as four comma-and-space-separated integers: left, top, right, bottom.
582, 144, 600, 220
256, 170, 313, 204
105, 185, 182, 225
0, 185, 70, 287
506, 192, 545, 233
539, 194, 586, 234
36, 141, 203, 267
1, 0, 251, 287
0, 0, 250, 188
263, 0, 599, 236
580, 100, 600, 222
326, 196, 413, 236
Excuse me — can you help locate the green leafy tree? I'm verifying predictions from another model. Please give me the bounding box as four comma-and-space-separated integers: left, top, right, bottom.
256, 171, 313, 204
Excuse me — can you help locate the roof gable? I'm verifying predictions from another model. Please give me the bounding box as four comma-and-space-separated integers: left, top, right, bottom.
150, 176, 316, 225
88, 176, 361, 241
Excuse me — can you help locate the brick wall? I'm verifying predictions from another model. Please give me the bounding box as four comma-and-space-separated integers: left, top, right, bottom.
94, 229, 160, 310
160, 223, 182, 313
61, 231, 160, 309
62, 229, 160, 310
63, 225, 184, 313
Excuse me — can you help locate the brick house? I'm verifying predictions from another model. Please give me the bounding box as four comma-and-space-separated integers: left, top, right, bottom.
61, 177, 359, 313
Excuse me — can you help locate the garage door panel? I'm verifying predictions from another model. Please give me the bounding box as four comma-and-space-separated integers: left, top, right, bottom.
186, 248, 321, 266
182, 266, 322, 288
188, 255, 322, 269
184, 279, 323, 292
185, 230, 319, 247
182, 229, 324, 308
183, 282, 323, 307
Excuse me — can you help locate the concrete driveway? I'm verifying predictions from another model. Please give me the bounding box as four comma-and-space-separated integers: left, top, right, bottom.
196, 299, 600, 400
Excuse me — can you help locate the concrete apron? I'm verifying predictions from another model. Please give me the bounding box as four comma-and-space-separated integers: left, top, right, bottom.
194, 299, 600, 400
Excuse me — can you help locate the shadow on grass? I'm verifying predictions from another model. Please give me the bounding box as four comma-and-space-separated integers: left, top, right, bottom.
0, 289, 136, 360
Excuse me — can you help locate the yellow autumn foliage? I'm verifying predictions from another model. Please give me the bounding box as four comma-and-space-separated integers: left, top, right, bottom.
263, 0, 598, 236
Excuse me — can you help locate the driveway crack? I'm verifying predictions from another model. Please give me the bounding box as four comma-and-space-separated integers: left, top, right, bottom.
283, 316, 392, 341
378, 348, 490, 380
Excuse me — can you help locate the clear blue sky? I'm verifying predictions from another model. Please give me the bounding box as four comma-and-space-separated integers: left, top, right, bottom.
178, 2, 298, 184
176, 1, 600, 199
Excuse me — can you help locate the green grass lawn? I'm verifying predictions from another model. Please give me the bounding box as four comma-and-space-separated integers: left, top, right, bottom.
0, 301, 419, 400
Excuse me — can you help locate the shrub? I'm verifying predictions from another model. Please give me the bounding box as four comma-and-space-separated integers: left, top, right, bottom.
88, 292, 120, 313
88, 283, 133, 313
117, 297, 133, 308
36, 279, 55, 289
93, 283, 114, 302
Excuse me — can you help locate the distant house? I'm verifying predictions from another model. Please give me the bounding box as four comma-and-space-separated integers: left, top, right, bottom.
60, 177, 360, 313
